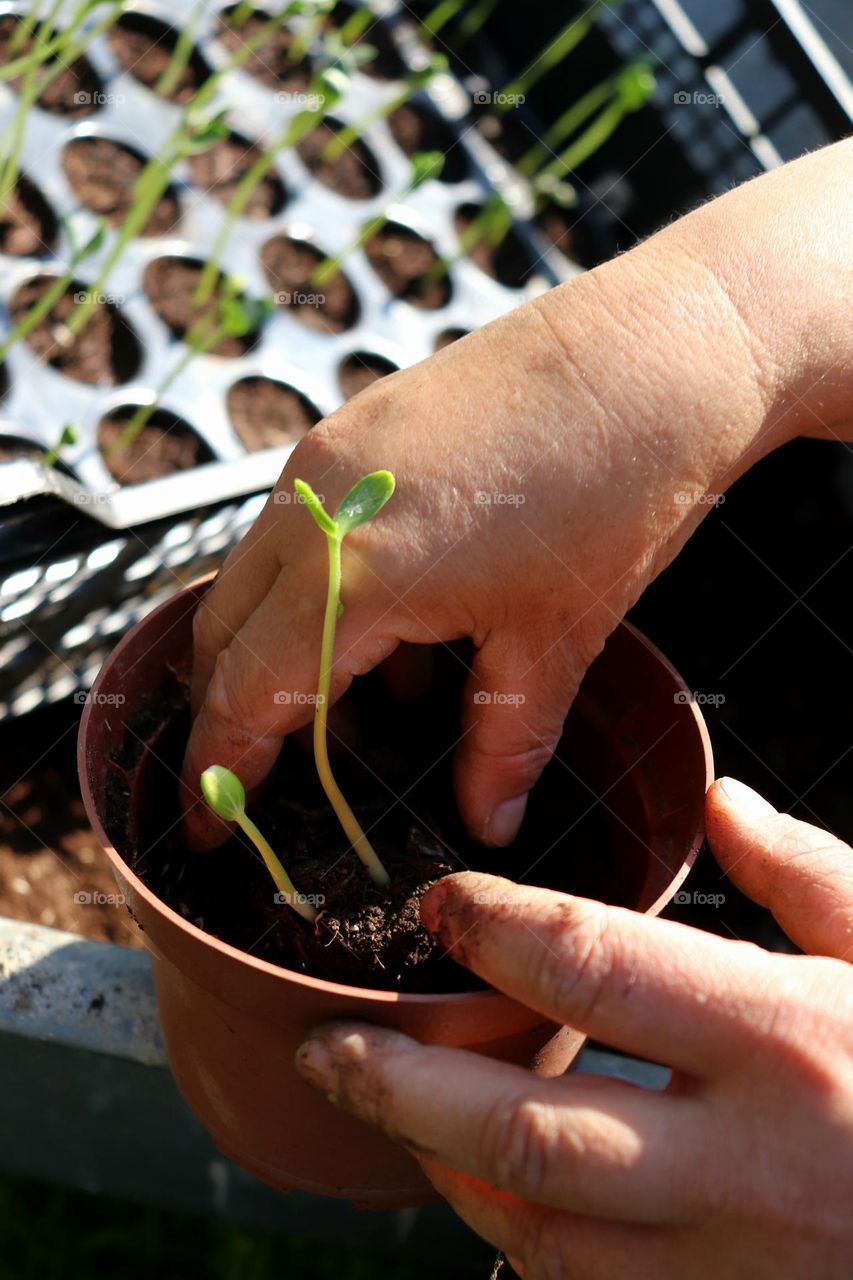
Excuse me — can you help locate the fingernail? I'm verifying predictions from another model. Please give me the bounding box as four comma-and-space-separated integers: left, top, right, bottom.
420, 879, 451, 935
718, 777, 776, 820
294, 1038, 338, 1095
484, 794, 528, 847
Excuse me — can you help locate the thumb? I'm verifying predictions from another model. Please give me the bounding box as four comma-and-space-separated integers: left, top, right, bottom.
453, 635, 584, 848
706, 777, 853, 961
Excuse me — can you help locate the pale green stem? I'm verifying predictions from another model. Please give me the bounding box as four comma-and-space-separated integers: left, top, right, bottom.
154, 4, 201, 98
229, 0, 256, 26
288, 8, 328, 64
419, 0, 462, 39
339, 4, 373, 44
68, 5, 294, 337
239, 812, 317, 922
456, 0, 502, 43
0, 267, 76, 365
517, 73, 617, 176
322, 77, 420, 163
310, 212, 386, 287
313, 534, 390, 888
496, 0, 610, 114
534, 97, 627, 188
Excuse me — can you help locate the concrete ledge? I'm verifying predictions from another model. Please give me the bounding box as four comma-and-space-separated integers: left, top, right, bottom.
0, 915, 668, 1259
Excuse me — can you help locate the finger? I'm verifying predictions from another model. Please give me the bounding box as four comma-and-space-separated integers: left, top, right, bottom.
182, 571, 398, 849
295, 1022, 701, 1222
190, 497, 285, 715
420, 873, 780, 1075
454, 635, 584, 847
420, 1162, 673, 1280
706, 777, 853, 960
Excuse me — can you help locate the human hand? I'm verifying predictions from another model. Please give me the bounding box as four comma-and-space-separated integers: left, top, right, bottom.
294, 778, 853, 1279
183, 141, 852, 850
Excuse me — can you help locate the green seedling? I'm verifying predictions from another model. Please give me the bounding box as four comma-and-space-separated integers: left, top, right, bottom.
418, 0, 502, 43
294, 471, 395, 888
531, 62, 654, 193
0, 0, 122, 205
154, 1, 204, 99
494, 0, 616, 115
420, 188, 510, 288
68, 4, 303, 339
192, 65, 350, 308
336, 1, 375, 46
0, 219, 106, 365
311, 149, 444, 287
200, 766, 317, 922
43, 423, 78, 466
321, 53, 447, 164
287, 0, 336, 64
107, 284, 271, 455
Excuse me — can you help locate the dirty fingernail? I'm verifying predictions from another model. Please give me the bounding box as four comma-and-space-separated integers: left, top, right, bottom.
484, 793, 528, 847
718, 777, 776, 821
295, 1038, 338, 1093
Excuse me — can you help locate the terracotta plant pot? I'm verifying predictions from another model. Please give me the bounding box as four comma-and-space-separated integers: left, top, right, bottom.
78, 579, 713, 1207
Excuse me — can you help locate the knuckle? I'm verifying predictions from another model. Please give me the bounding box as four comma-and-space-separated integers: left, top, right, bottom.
483, 1096, 554, 1198
205, 646, 268, 734
538, 902, 623, 1024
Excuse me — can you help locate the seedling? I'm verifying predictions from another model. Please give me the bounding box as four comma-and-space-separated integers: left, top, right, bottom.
494, 0, 616, 115
320, 53, 448, 164
154, 1, 204, 99
192, 65, 350, 308
420, 189, 510, 288
106, 283, 271, 455
294, 471, 395, 888
68, 5, 301, 338
311, 150, 445, 288
418, 0, 503, 44
200, 766, 317, 922
0, 219, 106, 365
43, 423, 78, 466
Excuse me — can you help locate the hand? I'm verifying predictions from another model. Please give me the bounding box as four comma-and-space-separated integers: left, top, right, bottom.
182, 141, 852, 850
294, 778, 853, 1279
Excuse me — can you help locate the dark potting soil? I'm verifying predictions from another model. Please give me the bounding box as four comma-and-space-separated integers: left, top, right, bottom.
363, 222, 451, 310
0, 15, 103, 118
0, 175, 58, 256
337, 351, 399, 401
187, 132, 287, 219
387, 102, 469, 185
296, 119, 382, 201
227, 376, 320, 449
326, 3, 406, 81
455, 203, 536, 290
261, 235, 359, 334
108, 13, 211, 104
217, 5, 313, 93
143, 257, 262, 358
98, 408, 214, 487
9, 276, 142, 385
0, 700, 142, 948
104, 645, 651, 994
434, 327, 469, 352
536, 201, 575, 260
62, 137, 181, 236
473, 107, 531, 167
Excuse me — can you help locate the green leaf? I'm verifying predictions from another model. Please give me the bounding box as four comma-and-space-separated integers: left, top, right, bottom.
334, 470, 395, 537
200, 765, 246, 821
185, 110, 230, 154
408, 52, 448, 87
618, 62, 655, 111
59, 423, 78, 447
79, 220, 106, 261
409, 150, 444, 189
294, 478, 337, 537
314, 65, 350, 108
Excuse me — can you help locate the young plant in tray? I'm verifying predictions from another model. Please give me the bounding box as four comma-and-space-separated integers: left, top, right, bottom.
105, 280, 271, 457
310, 150, 445, 288
319, 53, 448, 165
201, 470, 396, 910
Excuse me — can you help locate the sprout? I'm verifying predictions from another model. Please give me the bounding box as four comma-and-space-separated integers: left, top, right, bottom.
200, 765, 317, 923
43, 423, 78, 467
294, 471, 395, 888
